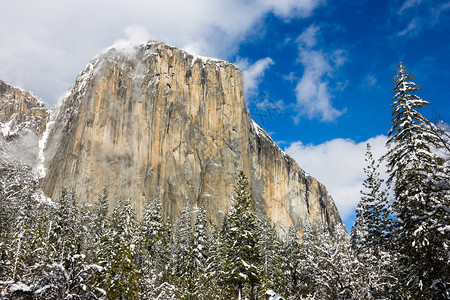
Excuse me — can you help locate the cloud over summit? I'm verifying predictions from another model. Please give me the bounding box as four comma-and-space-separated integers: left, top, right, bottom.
0, 0, 323, 105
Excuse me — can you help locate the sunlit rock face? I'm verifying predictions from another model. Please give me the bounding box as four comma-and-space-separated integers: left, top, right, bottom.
40, 41, 342, 233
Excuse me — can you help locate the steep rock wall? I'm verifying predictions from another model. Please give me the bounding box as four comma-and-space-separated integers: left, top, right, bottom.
40, 42, 341, 233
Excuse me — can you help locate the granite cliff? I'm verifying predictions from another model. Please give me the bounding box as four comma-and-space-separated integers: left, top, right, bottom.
34, 41, 341, 233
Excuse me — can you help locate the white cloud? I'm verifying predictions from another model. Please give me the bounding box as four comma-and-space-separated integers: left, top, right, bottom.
112, 25, 151, 49
363, 74, 380, 89
394, 0, 450, 37
235, 57, 274, 98
259, 0, 325, 18
432, 1, 450, 23
0, 0, 323, 105
293, 26, 347, 123
397, 18, 420, 36
398, 0, 424, 14
296, 24, 319, 48
284, 135, 388, 224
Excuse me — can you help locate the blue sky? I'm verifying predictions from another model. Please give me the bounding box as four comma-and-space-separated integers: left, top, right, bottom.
1, 0, 449, 230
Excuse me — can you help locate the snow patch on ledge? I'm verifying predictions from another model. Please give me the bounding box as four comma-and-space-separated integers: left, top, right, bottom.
185, 51, 225, 68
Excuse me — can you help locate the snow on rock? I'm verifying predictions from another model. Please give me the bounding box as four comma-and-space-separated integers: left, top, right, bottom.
250, 119, 291, 160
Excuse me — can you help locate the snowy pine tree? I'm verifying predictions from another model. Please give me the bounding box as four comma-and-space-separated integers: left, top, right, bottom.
170, 200, 197, 299
91, 188, 109, 243
141, 194, 164, 257
384, 62, 450, 298
204, 225, 228, 299
100, 197, 140, 299
222, 171, 262, 300
258, 216, 283, 297
0, 188, 14, 280
281, 225, 306, 299
192, 205, 209, 299
351, 143, 390, 254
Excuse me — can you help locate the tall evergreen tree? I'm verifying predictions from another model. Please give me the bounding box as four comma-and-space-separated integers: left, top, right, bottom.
91, 188, 109, 241
0, 188, 14, 279
170, 200, 197, 299
141, 194, 164, 257
258, 216, 283, 297
281, 225, 305, 299
384, 62, 450, 298
351, 143, 390, 254
204, 225, 228, 299
100, 198, 140, 299
222, 171, 262, 300
189, 205, 209, 299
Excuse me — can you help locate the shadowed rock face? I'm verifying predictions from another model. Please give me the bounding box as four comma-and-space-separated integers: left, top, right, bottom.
40, 41, 342, 233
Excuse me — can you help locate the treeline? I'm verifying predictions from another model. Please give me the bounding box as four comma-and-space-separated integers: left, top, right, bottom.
0, 171, 397, 300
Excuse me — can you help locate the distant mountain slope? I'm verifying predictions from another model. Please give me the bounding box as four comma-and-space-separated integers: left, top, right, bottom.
0, 80, 49, 201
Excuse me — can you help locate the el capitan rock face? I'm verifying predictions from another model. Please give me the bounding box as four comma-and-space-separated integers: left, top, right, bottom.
40, 41, 342, 233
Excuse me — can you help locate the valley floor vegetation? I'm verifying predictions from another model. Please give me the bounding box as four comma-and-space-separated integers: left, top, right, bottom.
0, 63, 449, 299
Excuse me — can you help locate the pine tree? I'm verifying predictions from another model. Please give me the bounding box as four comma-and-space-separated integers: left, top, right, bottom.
305, 224, 368, 299
9, 194, 46, 282
258, 216, 283, 297
140, 194, 164, 262
384, 62, 450, 298
221, 171, 262, 300
204, 225, 228, 299
192, 205, 209, 299
101, 198, 140, 299
170, 200, 197, 299
281, 226, 307, 299
0, 188, 14, 280
50, 188, 84, 261
91, 188, 109, 242
351, 143, 390, 255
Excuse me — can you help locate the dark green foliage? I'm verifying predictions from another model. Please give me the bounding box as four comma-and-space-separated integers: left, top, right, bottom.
100, 197, 140, 299
281, 226, 308, 298
351, 143, 391, 255
170, 200, 196, 299
221, 171, 262, 299
258, 216, 283, 297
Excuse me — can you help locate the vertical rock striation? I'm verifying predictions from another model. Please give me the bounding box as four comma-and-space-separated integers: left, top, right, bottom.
40, 41, 342, 234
